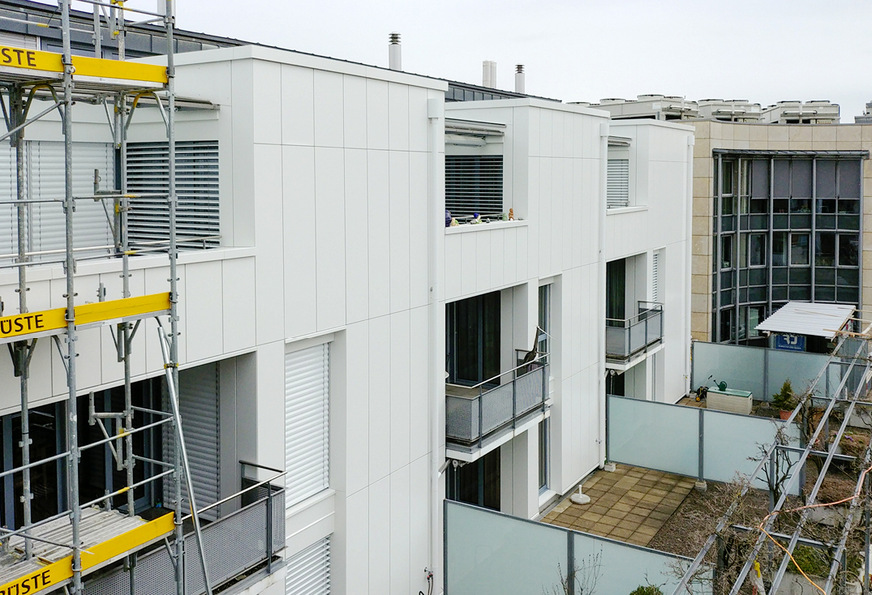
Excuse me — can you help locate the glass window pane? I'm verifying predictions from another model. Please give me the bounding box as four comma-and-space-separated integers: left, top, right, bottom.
721, 235, 733, 268
721, 160, 734, 195
839, 234, 859, 266
816, 160, 836, 198
815, 232, 835, 266
773, 160, 790, 197
792, 160, 812, 197
772, 232, 787, 266
838, 160, 861, 198
790, 233, 809, 265
749, 234, 766, 266
750, 159, 769, 198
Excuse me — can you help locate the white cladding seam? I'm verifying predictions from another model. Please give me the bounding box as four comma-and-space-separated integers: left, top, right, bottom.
607, 158, 630, 208
284, 343, 330, 508
285, 536, 331, 594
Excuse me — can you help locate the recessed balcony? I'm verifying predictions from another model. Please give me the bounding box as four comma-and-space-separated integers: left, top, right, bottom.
606, 301, 663, 370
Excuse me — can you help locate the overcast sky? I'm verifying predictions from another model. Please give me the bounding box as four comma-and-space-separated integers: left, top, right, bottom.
87, 1, 872, 118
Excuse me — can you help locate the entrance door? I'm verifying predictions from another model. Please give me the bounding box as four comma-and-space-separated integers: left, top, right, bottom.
446, 448, 500, 511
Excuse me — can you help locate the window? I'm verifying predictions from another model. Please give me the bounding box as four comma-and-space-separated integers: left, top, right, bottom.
607, 155, 630, 209
538, 419, 549, 493
126, 140, 220, 249
790, 233, 810, 266
286, 537, 331, 594
446, 292, 501, 386
721, 235, 733, 269
719, 308, 734, 343
839, 234, 859, 267
445, 155, 504, 218
285, 343, 330, 508
538, 285, 551, 364
815, 232, 835, 266
772, 232, 788, 266
749, 234, 766, 267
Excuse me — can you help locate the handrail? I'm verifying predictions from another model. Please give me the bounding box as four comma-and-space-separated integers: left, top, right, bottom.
466, 353, 548, 390
606, 302, 663, 327
181, 463, 287, 520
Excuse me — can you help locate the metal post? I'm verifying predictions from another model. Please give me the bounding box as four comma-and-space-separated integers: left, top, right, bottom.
698, 408, 704, 483
864, 471, 870, 595
511, 374, 516, 429
566, 530, 575, 594
60, 2, 82, 592
12, 85, 33, 558
265, 486, 273, 573
477, 388, 483, 449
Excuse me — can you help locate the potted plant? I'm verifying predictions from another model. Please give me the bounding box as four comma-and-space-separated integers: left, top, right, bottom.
772, 379, 796, 420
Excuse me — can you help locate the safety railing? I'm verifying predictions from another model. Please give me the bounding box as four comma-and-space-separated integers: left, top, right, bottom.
446, 356, 549, 448
606, 301, 663, 360
83, 461, 285, 595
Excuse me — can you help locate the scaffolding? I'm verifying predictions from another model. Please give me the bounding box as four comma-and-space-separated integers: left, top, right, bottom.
0, 2, 212, 594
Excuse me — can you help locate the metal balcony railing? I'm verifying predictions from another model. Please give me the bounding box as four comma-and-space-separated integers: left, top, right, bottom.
606, 301, 663, 361
83, 462, 285, 595
446, 356, 549, 447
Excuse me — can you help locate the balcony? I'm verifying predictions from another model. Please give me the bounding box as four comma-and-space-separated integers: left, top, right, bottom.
606, 301, 662, 369
446, 359, 549, 460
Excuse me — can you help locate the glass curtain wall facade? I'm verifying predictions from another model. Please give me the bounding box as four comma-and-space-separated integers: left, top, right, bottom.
712, 151, 865, 344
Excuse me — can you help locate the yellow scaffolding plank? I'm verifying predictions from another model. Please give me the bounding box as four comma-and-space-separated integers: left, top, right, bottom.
0, 512, 174, 595
0, 45, 167, 84
0, 292, 171, 343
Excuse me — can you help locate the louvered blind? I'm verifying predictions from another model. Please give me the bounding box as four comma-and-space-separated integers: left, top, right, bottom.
164, 363, 220, 521
652, 250, 660, 303
0, 142, 17, 260
285, 344, 329, 508
607, 158, 629, 209
29, 141, 115, 259
126, 140, 219, 249
285, 537, 331, 594
445, 154, 503, 218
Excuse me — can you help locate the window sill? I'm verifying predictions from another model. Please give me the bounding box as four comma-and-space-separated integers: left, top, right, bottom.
445, 219, 529, 235
606, 205, 648, 215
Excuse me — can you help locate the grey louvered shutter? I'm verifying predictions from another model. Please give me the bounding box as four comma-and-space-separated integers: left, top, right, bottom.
126, 140, 220, 249
28, 140, 115, 259
607, 158, 629, 208
165, 362, 220, 521
285, 537, 330, 594
285, 343, 329, 508
652, 250, 661, 303
445, 154, 504, 218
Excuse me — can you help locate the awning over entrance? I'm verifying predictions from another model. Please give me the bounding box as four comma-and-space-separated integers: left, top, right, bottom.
755, 302, 854, 339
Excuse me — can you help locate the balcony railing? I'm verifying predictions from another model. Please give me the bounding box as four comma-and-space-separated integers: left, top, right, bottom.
606, 301, 663, 361
83, 461, 285, 595
446, 357, 549, 448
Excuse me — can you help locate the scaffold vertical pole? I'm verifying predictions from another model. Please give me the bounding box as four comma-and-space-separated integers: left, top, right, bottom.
11, 84, 33, 559
60, 1, 82, 593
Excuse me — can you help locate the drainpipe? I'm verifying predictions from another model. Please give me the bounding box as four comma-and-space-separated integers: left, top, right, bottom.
598, 121, 609, 466
427, 96, 445, 590
685, 133, 695, 395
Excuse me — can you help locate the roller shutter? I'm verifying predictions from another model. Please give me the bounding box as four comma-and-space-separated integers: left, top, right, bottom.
285, 537, 330, 595
607, 158, 629, 209
285, 343, 329, 508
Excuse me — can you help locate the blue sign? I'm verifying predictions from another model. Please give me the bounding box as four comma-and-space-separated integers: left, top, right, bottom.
775, 334, 806, 352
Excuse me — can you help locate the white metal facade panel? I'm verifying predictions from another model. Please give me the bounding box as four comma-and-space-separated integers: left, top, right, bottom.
284, 343, 329, 508
165, 362, 220, 521
285, 536, 330, 594
607, 158, 630, 208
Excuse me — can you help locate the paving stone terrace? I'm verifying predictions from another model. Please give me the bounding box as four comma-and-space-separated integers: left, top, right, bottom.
541, 465, 696, 547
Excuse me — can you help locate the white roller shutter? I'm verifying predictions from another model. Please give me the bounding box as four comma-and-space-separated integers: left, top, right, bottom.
285, 343, 329, 508
165, 362, 220, 521
285, 537, 330, 595
28, 140, 115, 259
0, 142, 17, 261
607, 158, 630, 209
652, 250, 661, 303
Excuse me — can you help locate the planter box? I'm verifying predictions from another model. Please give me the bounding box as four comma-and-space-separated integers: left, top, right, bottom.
706, 387, 753, 415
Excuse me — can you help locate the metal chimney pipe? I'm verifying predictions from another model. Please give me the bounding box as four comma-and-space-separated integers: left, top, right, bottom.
482, 60, 497, 89
389, 32, 401, 70
515, 64, 525, 94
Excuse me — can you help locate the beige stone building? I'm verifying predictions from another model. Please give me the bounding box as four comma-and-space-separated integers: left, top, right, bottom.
688, 121, 872, 342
